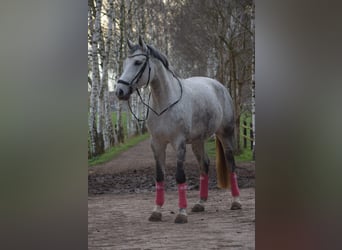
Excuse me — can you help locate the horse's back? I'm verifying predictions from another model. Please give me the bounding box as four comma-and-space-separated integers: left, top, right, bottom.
184, 77, 231, 101
184, 76, 233, 117
182, 77, 234, 140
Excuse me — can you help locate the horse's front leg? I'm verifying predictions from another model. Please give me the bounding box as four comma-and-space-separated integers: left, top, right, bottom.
174, 140, 188, 224
148, 139, 166, 222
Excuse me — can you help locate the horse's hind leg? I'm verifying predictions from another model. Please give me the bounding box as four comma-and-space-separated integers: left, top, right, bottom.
149, 139, 167, 222
191, 141, 210, 212
216, 133, 242, 210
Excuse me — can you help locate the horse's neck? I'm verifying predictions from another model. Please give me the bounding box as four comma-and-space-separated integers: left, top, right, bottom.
150, 64, 179, 111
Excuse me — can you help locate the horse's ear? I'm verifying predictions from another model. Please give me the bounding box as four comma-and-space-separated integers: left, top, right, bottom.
127, 39, 134, 50
138, 35, 147, 52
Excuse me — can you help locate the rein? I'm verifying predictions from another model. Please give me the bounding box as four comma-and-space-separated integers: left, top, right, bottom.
122, 51, 183, 122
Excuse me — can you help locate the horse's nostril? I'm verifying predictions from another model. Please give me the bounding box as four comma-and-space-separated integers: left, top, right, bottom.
116, 88, 124, 97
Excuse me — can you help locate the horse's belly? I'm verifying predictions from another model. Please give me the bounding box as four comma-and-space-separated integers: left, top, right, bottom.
188, 107, 222, 141
187, 120, 219, 142
147, 102, 221, 143
147, 119, 185, 143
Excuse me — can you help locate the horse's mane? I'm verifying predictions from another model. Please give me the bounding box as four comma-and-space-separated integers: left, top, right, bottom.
129, 43, 170, 70
147, 45, 169, 70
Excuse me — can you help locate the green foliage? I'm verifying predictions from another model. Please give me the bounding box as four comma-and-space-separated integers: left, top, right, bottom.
205, 111, 253, 163
205, 138, 216, 158
205, 138, 253, 163
88, 133, 149, 166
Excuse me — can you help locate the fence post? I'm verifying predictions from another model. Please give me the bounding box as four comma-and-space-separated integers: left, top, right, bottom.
243, 121, 247, 148
250, 122, 253, 150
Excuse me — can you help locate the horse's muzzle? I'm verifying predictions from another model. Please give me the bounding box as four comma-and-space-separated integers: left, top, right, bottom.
115, 85, 132, 100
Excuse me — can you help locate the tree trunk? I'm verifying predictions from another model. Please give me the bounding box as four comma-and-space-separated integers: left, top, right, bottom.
230, 49, 241, 153
102, 0, 116, 149
117, 0, 126, 144
95, 0, 105, 154
88, 0, 104, 157
141, 89, 148, 133
250, 1, 256, 160
97, 94, 105, 153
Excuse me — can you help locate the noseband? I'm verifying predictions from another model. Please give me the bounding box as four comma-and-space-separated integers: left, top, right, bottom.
117, 53, 151, 94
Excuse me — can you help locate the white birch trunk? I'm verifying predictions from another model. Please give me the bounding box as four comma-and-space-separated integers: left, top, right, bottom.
88, 7, 97, 157
250, 2, 256, 160
117, 102, 124, 143
88, 0, 102, 156
102, 0, 116, 149
116, 0, 126, 144
97, 90, 104, 149
95, 0, 104, 153
133, 94, 141, 135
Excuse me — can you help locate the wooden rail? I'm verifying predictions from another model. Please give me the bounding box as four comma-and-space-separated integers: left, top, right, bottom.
242, 121, 254, 150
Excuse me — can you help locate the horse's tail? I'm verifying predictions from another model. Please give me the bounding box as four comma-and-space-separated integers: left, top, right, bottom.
216, 137, 230, 189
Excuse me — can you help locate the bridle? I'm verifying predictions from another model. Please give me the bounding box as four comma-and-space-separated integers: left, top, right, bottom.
117, 53, 151, 94
117, 50, 183, 122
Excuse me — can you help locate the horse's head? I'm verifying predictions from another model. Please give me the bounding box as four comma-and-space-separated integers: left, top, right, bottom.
115, 36, 152, 100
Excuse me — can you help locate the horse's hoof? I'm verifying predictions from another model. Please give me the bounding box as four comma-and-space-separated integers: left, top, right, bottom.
174, 214, 188, 224
191, 203, 205, 212
148, 211, 162, 222
230, 201, 242, 210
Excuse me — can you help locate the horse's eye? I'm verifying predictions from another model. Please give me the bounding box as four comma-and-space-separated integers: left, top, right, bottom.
134, 60, 142, 66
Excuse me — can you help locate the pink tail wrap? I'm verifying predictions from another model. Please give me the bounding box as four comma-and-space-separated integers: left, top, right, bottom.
178, 183, 187, 208
155, 181, 164, 206
230, 172, 240, 197
200, 174, 209, 200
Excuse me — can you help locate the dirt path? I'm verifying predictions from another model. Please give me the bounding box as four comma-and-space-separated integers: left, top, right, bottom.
88, 139, 255, 249
88, 139, 198, 175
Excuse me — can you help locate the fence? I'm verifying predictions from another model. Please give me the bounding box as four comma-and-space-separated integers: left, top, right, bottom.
241, 120, 254, 150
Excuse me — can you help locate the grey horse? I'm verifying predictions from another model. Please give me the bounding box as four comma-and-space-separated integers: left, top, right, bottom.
116, 36, 241, 224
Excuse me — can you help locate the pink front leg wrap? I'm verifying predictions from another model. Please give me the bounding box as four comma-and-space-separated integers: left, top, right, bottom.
230, 172, 240, 197
178, 183, 187, 208
200, 174, 209, 200
155, 181, 164, 206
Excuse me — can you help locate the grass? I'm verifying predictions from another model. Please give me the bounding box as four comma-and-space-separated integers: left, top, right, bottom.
205, 138, 253, 163
205, 111, 254, 163
88, 133, 150, 166
88, 111, 149, 167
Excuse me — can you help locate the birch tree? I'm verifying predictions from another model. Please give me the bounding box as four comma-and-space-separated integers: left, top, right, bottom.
101, 0, 116, 148
249, 1, 256, 159
116, 0, 126, 144
88, 0, 103, 156
94, 0, 105, 153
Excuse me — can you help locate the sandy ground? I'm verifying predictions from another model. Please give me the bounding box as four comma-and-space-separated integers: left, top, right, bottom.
88, 139, 255, 249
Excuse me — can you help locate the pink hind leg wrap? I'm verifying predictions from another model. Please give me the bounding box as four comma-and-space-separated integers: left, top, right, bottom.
200, 174, 209, 200
155, 182, 164, 206
178, 183, 187, 208
230, 172, 240, 197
